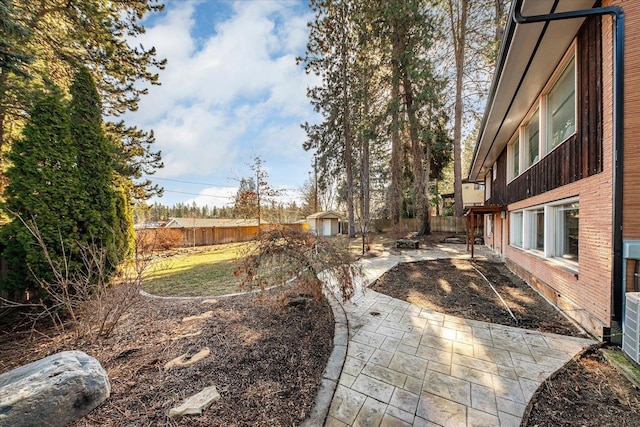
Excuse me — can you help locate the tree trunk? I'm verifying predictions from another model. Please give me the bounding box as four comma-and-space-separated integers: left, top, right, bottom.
494, 0, 506, 43
389, 30, 403, 226
341, 23, 356, 238
450, 0, 468, 218
360, 127, 370, 254
402, 73, 428, 235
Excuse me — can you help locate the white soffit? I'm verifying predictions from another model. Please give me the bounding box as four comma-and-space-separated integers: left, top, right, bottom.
471, 0, 595, 181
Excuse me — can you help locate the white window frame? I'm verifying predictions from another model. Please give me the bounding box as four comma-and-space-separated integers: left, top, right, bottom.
485, 172, 492, 202
508, 196, 579, 271
546, 55, 577, 154
509, 211, 523, 247
548, 197, 579, 267
510, 43, 577, 174
507, 136, 520, 182
523, 108, 540, 170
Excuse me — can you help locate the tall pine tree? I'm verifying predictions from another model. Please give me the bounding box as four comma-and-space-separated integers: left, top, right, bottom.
69, 66, 127, 271
2, 88, 79, 297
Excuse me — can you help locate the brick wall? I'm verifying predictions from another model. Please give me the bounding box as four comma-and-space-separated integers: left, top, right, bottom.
605, 1, 640, 240
498, 7, 618, 339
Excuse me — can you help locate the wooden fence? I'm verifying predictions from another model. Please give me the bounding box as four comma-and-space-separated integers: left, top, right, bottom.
372, 216, 469, 234
169, 223, 306, 247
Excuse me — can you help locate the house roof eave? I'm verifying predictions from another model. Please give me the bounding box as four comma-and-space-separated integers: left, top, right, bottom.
468, 0, 596, 182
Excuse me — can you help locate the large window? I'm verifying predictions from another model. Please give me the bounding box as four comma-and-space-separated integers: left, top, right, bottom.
530, 209, 545, 252
508, 48, 576, 182
509, 198, 579, 269
524, 110, 539, 168
553, 202, 579, 262
510, 211, 523, 247
548, 57, 576, 151
509, 138, 520, 180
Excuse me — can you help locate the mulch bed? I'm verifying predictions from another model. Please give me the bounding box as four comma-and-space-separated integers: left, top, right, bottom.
0, 291, 334, 426
526, 349, 640, 427
371, 258, 584, 336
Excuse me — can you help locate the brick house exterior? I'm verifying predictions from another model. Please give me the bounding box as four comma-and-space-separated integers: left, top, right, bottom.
469, 0, 639, 340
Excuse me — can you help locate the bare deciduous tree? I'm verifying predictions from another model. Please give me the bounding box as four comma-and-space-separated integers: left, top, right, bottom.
236, 226, 362, 303
8, 216, 154, 340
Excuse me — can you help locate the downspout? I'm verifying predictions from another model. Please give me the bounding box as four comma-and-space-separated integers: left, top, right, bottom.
513, 0, 625, 338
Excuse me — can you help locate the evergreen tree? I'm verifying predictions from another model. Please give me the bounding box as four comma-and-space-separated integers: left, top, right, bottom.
233, 178, 258, 219
69, 66, 122, 270
0, 0, 31, 78
301, 0, 358, 237
113, 182, 135, 262
1, 88, 78, 296
0, 0, 165, 201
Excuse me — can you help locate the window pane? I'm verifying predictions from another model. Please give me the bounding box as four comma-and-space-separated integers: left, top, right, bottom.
510, 140, 519, 178
555, 203, 579, 261
524, 111, 539, 168
530, 209, 544, 251
510, 212, 523, 247
548, 57, 576, 150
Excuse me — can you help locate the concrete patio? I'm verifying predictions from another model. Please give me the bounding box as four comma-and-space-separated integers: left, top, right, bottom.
310, 245, 596, 427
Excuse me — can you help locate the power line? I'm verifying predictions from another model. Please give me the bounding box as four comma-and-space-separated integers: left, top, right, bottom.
161, 189, 233, 199
160, 188, 302, 199
142, 175, 302, 193
142, 176, 236, 188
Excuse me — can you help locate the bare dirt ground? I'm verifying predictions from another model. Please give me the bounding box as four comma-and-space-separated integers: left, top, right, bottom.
0, 290, 334, 426
372, 233, 640, 427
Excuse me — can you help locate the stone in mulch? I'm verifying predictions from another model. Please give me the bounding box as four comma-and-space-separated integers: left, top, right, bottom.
164, 347, 211, 371
181, 311, 213, 323
168, 385, 221, 418
171, 329, 203, 341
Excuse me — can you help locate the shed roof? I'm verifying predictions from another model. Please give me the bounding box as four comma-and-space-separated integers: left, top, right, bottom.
306, 210, 344, 220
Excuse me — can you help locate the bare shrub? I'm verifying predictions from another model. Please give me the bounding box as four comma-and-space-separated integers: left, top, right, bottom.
235, 226, 362, 303
388, 223, 410, 239
14, 218, 154, 340
136, 228, 183, 251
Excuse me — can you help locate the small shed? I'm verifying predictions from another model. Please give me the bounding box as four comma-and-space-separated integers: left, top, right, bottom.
306, 211, 344, 236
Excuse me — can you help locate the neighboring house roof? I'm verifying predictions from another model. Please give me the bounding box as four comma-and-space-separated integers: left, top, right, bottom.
469, 0, 595, 182
306, 210, 344, 220
134, 221, 168, 229
165, 218, 260, 228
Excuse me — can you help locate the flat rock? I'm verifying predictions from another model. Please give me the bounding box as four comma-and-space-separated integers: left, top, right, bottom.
164, 347, 211, 371
182, 311, 214, 323
172, 329, 203, 341
169, 385, 220, 418
0, 350, 110, 427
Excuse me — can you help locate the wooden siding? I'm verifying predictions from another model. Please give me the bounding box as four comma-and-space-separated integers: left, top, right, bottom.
501, 16, 603, 204
487, 153, 508, 205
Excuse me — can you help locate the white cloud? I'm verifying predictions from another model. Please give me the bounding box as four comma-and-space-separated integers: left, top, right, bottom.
186, 186, 238, 209
127, 0, 317, 184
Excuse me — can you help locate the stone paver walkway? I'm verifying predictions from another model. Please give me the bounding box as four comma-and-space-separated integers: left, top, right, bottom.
320, 245, 596, 427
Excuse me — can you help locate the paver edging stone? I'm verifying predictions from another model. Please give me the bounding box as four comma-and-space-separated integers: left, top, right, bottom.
301, 290, 349, 426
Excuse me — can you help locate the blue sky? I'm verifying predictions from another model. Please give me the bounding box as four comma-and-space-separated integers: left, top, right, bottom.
126, 0, 318, 208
